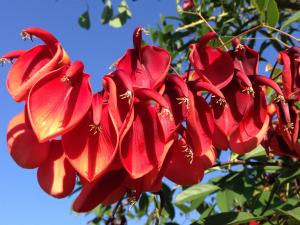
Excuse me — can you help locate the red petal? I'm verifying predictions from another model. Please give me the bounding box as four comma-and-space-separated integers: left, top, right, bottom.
134, 87, 169, 108
22, 27, 58, 45
28, 64, 93, 142
120, 103, 165, 179
280, 51, 292, 98
37, 140, 76, 198
7, 44, 64, 102
7, 110, 50, 169
189, 34, 234, 88
231, 45, 259, 76
117, 45, 171, 89
201, 146, 217, 169
212, 80, 253, 149
190, 80, 225, 99
165, 138, 205, 186
229, 88, 270, 154
2, 50, 26, 60
249, 75, 284, 97
73, 170, 126, 212
104, 71, 134, 137
22, 27, 59, 54
62, 96, 119, 182
186, 90, 214, 156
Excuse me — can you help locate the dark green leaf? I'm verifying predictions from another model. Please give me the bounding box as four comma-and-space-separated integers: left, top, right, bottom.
197, 212, 264, 225
118, 0, 131, 17
78, 10, 91, 29
101, 0, 113, 24
138, 193, 149, 212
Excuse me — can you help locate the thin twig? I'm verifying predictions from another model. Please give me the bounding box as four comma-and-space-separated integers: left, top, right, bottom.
170, 65, 181, 76
153, 191, 164, 225
211, 160, 291, 168
270, 61, 278, 79
224, 24, 298, 47
197, 12, 228, 50
263, 24, 300, 42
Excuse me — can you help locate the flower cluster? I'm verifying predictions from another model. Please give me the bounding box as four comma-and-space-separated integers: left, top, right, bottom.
1, 27, 296, 213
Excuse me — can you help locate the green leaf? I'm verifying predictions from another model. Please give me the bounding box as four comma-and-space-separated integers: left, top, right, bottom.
197, 212, 264, 225
244, 145, 266, 160
251, 0, 269, 22
266, 0, 279, 27
275, 207, 300, 221
175, 184, 220, 204
78, 10, 91, 29
251, 0, 269, 12
216, 189, 246, 212
109, 13, 128, 28
295, 102, 300, 110
281, 11, 300, 30
138, 193, 149, 212
175, 203, 191, 213
101, 0, 113, 24
118, 0, 131, 17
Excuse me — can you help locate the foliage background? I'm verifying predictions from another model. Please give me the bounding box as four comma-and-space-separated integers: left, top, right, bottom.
0, 1, 175, 224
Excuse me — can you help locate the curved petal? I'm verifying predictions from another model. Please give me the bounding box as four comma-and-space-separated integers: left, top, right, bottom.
37, 140, 76, 198
117, 45, 171, 89
7, 44, 65, 102
63, 95, 119, 182
165, 138, 205, 186
279, 51, 292, 98
1, 50, 27, 60
229, 87, 270, 154
73, 170, 127, 213
22, 27, 58, 46
7, 110, 49, 169
212, 80, 253, 149
28, 63, 93, 142
120, 103, 165, 179
186, 90, 214, 156
189, 33, 234, 88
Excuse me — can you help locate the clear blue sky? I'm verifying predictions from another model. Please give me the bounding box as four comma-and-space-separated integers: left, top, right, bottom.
0, 1, 176, 224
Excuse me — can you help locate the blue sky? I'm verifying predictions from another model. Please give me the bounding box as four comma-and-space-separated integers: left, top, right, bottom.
0, 1, 176, 224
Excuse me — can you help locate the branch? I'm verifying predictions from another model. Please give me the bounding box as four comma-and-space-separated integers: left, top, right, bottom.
211, 160, 292, 168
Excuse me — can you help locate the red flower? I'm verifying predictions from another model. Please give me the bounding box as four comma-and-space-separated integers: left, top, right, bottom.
2, 27, 70, 102
62, 93, 119, 182
211, 41, 284, 153
189, 32, 234, 89
116, 27, 171, 90
27, 61, 93, 142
